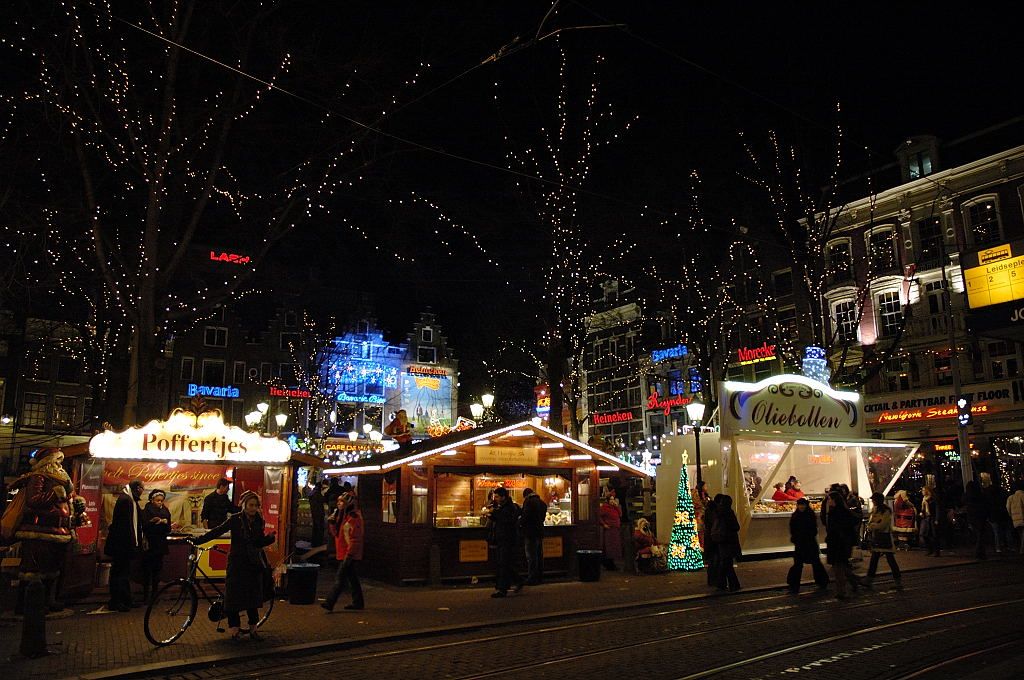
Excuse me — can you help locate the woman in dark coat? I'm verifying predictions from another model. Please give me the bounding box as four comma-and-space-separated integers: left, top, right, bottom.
141, 489, 173, 604
964, 481, 990, 559
193, 490, 276, 639
824, 491, 861, 599
787, 497, 828, 593
712, 494, 741, 591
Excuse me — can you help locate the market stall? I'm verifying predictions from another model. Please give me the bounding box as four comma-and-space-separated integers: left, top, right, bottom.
66, 406, 320, 584
324, 420, 651, 584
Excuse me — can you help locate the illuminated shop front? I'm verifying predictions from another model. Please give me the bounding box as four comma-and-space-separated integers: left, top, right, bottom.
325, 421, 649, 584
66, 407, 321, 583
662, 375, 919, 555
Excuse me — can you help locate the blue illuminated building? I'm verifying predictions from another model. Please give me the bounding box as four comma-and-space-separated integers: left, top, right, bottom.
323, 325, 404, 407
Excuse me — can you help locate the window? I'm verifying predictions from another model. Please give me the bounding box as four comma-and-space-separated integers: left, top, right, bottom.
778, 307, 798, 338
230, 399, 244, 426
827, 241, 853, 283
989, 341, 1020, 380
925, 280, 947, 317
279, 363, 296, 384
382, 474, 398, 523
421, 326, 433, 343
966, 200, 1001, 247
83, 397, 94, 422
201, 359, 225, 386
284, 311, 298, 328
934, 353, 953, 386
279, 332, 299, 351
56, 357, 80, 384
753, 360, 774, 382
884, 358, 909, 392
204, 326, 228, 347
180, 357, 195, 381
411, 467, 428, 525
577, 476, 590, 522
773, 270, 794, 296
877, 291, 903, 337
908, 151, 932, 179
232, 361, 246, 384
22, 393, 47, 428
53, 396, 78, 430
831, 301, 856, 342
260, 362, 272, 382
417, 346, 437, 363
868, 229, 898, 273
916, 217, 944, 268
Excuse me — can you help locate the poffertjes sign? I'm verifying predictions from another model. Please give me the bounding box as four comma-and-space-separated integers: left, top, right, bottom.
89, 410, 291, 463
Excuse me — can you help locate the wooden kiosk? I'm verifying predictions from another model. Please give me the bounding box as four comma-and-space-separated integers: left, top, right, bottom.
325, 420, 651, 584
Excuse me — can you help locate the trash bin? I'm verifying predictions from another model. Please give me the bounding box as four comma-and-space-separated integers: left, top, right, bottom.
286, 563, 319, 604
576, 550, 603, 582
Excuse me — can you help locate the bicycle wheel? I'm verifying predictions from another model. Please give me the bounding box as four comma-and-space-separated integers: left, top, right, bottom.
255, 595, 274, 628
144, 579, 199, 646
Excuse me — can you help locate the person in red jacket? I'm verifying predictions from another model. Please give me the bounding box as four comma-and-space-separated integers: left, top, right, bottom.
785, 477, 805, 500
322, 493, 364, 611
772, 483, 796, 502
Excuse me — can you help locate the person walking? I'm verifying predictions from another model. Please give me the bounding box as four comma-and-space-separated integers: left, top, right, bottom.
711, 494, 741, 592
787, 497, 828, 593
193, 490, 276, 639
488, 487, 524, 598
865, 493, 902, 590
201, 478, 237, 529
920, 486, 941, 556
983, 480, 1012, 554
322, 493, 365, 611
307, 482, 326, 548
105, 480, 145, 612
599, 491, 623, 570
964, 481, 990, 559
824, 491, 861, 599
520, 488, 547, 585
141, 489, 174, 604
1006, 483, 1024, 554
703, 494, 721, 587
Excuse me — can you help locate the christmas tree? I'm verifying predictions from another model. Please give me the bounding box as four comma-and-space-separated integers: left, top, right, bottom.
668, 454, 704, 571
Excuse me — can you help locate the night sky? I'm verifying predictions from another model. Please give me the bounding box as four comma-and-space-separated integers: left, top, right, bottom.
7, 2, 1024, 403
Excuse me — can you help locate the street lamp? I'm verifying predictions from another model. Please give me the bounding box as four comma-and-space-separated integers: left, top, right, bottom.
362, 422, 373, 434
469, 403, 484, 420
685, 399, 707, 488
256, 402, 270, 415
348, 430, 359, 442
275, 413, 288, 431
481, 393, 495, 409
245, 411, 262, 430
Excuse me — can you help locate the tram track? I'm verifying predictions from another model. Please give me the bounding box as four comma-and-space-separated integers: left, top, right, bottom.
186, 573, 1001, 680
889, 635, 1023, 680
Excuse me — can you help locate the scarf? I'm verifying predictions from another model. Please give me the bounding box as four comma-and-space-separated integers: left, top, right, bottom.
123, 484, 140, 547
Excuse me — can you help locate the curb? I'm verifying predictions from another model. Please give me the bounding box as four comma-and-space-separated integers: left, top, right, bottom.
70, 557, 984, 680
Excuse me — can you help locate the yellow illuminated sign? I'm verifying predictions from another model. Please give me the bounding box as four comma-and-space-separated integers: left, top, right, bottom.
965, 242, 1024, 309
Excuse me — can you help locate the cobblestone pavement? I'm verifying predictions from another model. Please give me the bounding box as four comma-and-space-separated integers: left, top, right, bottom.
0, 548, 991, 679
159, 558, 1024, 680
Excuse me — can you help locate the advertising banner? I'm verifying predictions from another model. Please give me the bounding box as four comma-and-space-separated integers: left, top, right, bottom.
401, 370, 454, 434
102, 461, 229, 489
76, 458, 103, 548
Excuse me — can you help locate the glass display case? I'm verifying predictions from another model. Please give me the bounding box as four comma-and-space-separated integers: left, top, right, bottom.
433, 471, 573, 527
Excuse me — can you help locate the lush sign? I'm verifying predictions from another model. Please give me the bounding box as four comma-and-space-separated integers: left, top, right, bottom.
187, 383, 240, 398
721, 375, 862, 437
651, 344, 688, 363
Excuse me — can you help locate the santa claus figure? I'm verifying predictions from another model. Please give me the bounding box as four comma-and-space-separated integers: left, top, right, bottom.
384, 409, 413, 444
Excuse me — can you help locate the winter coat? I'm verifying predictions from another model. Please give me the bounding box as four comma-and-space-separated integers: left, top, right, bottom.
488, 500, 521, 546
772, 488, 796, 502
520, 494, 548, 539
712, 507, 742, 561
105, 490, 142, 559
331, 510, 364, 561
141, 503, 172, 557
789, 508, 821, 562
824, 501, 858, 565
866, 506, 895, 553
195, 512, 275, 611
1006, 490, 1024, 528
598, 500, 622, 529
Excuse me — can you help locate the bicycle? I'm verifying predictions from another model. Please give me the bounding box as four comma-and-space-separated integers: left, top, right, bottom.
144, 541, 274, 646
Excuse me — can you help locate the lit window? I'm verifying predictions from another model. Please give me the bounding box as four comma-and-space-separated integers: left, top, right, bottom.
868, 230, 898, 273
827, 241, 852, 283
967, 201, 1001, 247
916, 217, 944, 268
908, 151, 932, 179
53, 396, 78, 430
22, 393, 48, 429
877, 292, 903, 337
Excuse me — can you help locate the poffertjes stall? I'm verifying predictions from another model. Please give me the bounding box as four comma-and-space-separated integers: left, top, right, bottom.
325, 420, 651, 584
659, 375, 919, 555
66, 407, 321, 582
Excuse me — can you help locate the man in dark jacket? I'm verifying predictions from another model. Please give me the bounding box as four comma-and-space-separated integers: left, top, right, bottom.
787, 498, 828, 593
106, 480, 145, 611
308, 482, 326, 548
520, 488, 548, 585
489, 487, 523, 598
201, 478, 237, 529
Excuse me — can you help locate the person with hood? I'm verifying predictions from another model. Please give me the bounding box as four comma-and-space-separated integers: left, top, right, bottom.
964, 480, 990, 559
824, 490, 861, 599
865, 492, 902, 590
141, 489, 174, 604
193, 490, 276, 639
322, 492, 365, 611
920, 485, 941, 556
787, 497, 828, 593
106, 479, 145, 611
1006, 483, 1024, 554
711, 494, 741, 591
520, 488, 548, 585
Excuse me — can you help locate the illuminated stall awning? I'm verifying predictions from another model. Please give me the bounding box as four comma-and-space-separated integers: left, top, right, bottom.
89, 409, 292, 464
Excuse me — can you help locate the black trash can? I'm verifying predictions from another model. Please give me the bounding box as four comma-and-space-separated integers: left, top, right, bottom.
286, 563, 320, 604
577, 550, 603, 582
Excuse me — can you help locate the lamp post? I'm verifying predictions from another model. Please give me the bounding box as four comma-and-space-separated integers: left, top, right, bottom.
685, 399, 706, 488
275, 413, 288, 433
256, 401, 270, 435
348, 430, 358, 442
469, 402, 484, 421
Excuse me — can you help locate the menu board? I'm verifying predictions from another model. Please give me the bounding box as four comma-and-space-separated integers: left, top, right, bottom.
964, 241, 1024, 309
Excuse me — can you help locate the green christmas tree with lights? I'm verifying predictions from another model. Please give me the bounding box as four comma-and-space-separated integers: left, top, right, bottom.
668, 453, 704, 571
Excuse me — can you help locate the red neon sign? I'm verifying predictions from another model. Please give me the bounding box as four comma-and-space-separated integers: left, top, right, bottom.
876, 403, 989, 424
737, 342, 777, 365
593, 411, 634, 425
209, 251, 251, 265
646, 391, 692, 416
270, 386, 311, 399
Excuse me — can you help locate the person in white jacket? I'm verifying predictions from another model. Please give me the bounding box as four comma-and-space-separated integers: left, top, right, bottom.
1007, 485, 1024, 554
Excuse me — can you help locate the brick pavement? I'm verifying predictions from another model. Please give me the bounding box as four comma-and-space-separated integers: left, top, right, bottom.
0, 548, 981, 680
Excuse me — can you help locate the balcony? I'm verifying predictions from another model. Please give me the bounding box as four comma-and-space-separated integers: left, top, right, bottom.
906, 313, 966, 341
